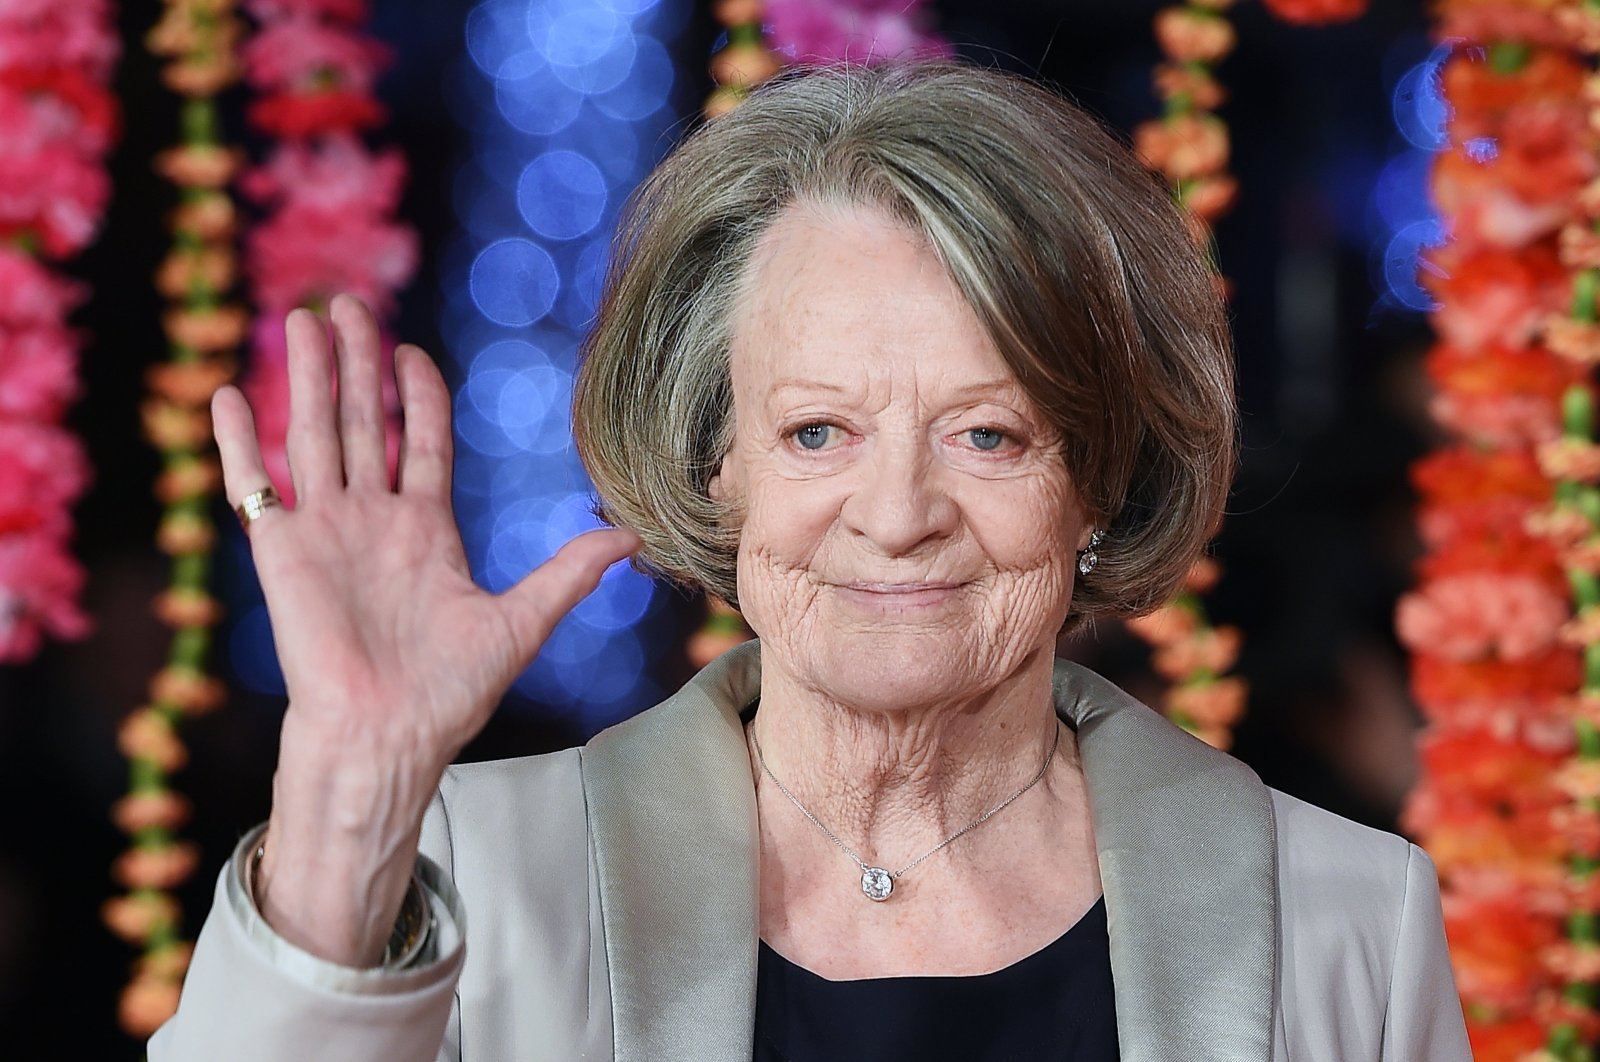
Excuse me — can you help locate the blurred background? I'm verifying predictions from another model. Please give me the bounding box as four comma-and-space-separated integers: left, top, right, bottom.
0, 0, 1442, 1053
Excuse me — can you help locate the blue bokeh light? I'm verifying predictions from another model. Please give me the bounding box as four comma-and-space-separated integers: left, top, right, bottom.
470, 238, 560, 325
517, 151, 608, 239
1392, 43, 1452, 152
590, 36, 674, 121
441, 0, 690, 732
496, 63, 586, 136
466, 0, 537, 77
1372, 40, 1451, 316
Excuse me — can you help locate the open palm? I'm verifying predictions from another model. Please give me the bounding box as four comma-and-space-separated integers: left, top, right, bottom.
212, 295, 638, 775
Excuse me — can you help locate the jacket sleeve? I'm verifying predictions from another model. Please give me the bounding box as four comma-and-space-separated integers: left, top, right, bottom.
1380, 844, 1472, 1061
147, 791, 464, 1062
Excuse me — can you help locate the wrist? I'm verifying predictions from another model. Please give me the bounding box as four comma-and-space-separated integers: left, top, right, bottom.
259, 709, 445, 966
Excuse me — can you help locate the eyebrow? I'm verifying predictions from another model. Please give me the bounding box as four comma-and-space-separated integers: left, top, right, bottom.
765, 378, 1029, 403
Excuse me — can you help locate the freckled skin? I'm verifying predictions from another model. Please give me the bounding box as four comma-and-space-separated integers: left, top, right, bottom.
714, 201, 1103, 979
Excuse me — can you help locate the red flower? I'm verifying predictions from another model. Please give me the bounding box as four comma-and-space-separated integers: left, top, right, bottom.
1423, 243, 1568, 352
1261, 0, 1366, 26
0, 247, 82, 325
0, 323, 79, 421
1437, 5, 1578, 54
240, 135, 407, 215
0, 146, 110, 257
1440, 49, 1586, 133
248, 89, 384, 139
1418, 528, 1562, 585
0, 530, 90, 662
0, 2, 119, 79
240, 15, 390, 95
0, 65, 119, 152
1412, 447, 1552, 508
1443, 888, 1560, 1013
245, 0, 371, 21
0, 421, 90, 536
1397, 572, 1568, 663
1418, 726, 1564, 808
1424, 342, 1585, 445
1465, 1016, 1546, 1062
245, 207, 417, 316
1413, 651, 1582, 713
764, 0, 952, 64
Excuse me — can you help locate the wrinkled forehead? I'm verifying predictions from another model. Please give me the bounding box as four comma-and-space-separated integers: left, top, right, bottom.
725, 199, 1023, 409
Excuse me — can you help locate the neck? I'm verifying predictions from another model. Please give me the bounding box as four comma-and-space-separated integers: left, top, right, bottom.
745, 646, 1065, 871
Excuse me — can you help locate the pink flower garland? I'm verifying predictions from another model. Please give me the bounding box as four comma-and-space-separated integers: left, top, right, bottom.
763, 0, 951, 63
0, 0, 117, 662
238, 0, 416, 505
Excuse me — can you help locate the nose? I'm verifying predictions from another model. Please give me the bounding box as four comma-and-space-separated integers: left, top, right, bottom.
838, 436, 959, 557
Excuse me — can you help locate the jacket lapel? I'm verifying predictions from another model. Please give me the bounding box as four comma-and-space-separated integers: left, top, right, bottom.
581, 644, 762, 1061
584, 642, 1278, 1061
1054, 660, 1278, 1062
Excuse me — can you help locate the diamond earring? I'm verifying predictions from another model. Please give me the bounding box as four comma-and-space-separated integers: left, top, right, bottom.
1077, 529, 1105, 576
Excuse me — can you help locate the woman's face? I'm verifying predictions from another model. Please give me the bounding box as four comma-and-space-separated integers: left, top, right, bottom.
712, 201, 1093, 713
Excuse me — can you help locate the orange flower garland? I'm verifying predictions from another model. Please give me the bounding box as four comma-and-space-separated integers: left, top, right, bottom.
1532, 4, 1600, 1054
1396, 4, 1600, 1057
104, 0, 245, 1039
1127, 1, 1247, 749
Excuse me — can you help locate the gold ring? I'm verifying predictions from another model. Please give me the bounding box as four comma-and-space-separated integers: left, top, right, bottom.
236, 486, 283, 527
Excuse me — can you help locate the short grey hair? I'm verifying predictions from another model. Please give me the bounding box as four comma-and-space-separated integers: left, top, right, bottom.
573, 61, 1236, 622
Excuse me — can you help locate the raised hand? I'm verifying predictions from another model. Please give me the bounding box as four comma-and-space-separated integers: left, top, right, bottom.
210, 294, 639, 964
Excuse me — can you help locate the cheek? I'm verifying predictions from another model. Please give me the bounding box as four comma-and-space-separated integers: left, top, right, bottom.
963, 479, 1081, 601
733, 470, 845, 614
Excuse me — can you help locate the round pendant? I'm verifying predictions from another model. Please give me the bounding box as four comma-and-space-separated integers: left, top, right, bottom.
861, 866, 894, 901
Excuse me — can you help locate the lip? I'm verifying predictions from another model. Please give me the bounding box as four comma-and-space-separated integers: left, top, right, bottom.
831, 581, 967, 609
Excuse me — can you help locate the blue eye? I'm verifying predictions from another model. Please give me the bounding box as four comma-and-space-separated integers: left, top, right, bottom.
795, 424, 832, 450
968, 428, 1005, 451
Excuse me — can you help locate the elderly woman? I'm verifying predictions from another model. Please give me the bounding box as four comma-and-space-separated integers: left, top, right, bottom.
152, 63, 1469, 1060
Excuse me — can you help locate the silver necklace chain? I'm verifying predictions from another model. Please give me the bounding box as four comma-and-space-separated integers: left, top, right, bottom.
750, 723, 1060, 901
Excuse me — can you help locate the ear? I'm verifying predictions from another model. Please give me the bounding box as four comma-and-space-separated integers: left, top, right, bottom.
707, 449, 735, 503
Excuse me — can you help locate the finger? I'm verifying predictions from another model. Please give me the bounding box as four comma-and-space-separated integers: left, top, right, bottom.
211, 384, 286, 532
394, 343, 454, 503
284, 308, 342, 503
329, 294, 390, 491
498, 528, 644, 651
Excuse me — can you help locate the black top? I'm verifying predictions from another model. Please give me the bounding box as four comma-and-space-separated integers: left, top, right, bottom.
751, 896, 1119, 1061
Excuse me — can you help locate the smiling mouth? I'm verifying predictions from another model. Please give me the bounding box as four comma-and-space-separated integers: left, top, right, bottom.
832, 581, 967, 608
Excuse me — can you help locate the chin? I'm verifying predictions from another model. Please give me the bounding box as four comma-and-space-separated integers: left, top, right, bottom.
800, 626, 1008, 714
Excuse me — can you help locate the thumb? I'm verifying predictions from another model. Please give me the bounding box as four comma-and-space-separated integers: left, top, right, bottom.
497, 527, 644, 655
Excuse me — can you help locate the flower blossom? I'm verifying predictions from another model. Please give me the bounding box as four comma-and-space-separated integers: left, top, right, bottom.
245, 0, 370, 21
239, 14, 389, 95
245, 208, 417, 316
0, 146, 110, 256
764, 0, 951, 64
1396, 572, 1567, 663
0, 1, 118, 78
0, 529, 90, 663
1153, 7, 1235, 63
0, 324, 79, 420
0, 421, 90, 536
240, 134, 406, 216
1424, 243, 1568, 351
1262, 0, 1366, 25
1134, 114, 1229, 181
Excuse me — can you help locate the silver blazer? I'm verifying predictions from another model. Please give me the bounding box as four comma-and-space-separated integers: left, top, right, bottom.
151, 642, 1471, 1060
